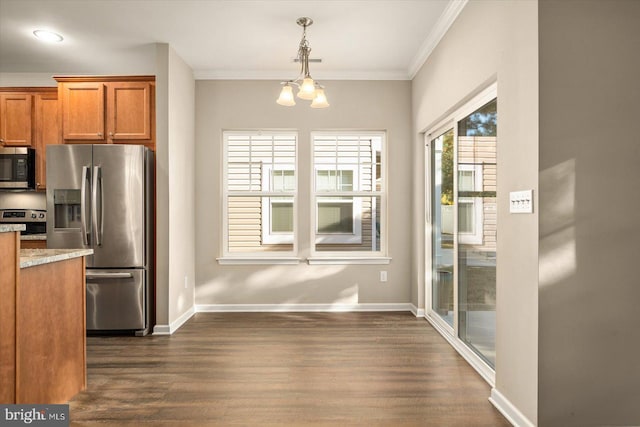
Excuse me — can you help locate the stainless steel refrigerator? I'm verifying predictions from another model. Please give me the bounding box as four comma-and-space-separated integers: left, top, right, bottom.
46, 144, 153, 336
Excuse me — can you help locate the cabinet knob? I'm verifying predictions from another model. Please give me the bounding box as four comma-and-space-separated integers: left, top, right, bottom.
97, 133, 103, 137
0, 138, 4, 143
109, 132, 114, 137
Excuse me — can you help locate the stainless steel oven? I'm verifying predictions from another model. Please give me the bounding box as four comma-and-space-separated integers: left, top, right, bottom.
0, 147, 36, 190
0, 209, 46, 234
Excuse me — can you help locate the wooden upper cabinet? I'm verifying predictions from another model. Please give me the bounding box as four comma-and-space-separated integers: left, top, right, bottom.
0, 93, 33, 147
55, 76, 155, 149
34, 92, 60, 190
108, 82, 151, 141
60, 82, 105, 141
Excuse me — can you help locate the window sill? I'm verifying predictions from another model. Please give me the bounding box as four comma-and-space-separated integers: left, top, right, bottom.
307, 257, 392, 265
217, 257, 302, 265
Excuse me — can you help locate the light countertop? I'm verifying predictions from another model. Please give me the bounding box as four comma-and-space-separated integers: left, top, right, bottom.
20, 248, 94, 269
0, 224, 26, 233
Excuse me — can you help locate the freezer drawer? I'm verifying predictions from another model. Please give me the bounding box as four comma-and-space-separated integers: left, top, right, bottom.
86, 269, 145, 331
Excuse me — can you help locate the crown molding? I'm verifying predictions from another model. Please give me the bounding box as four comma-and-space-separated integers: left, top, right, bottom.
407, 0, 468, 79
194, 0, 466, 82
193, 68, 410, 81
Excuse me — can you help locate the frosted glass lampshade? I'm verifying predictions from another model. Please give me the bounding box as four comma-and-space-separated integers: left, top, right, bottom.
276, 84, 296, 106
297, 77, 316, 100
310, 88, 329, 109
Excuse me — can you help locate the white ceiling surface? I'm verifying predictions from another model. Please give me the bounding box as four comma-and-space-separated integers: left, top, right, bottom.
0, 0, 462, 80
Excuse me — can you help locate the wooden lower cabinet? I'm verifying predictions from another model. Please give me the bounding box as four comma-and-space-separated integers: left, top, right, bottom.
16, 257, 86, 403
0, 232, 19, 403
0, 231, 86, 405
20, 240, 46, 249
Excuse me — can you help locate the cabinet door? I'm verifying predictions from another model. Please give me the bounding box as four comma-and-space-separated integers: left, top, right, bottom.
61, 82, 105, 141
34, 93, 60, 190
107, 82, 151, 141
0, 93, 33, 147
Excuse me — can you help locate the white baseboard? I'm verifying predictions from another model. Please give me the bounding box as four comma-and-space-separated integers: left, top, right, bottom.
489, 388, 535, 427
155, 303, 414, 334
195, 303, 412, 313
152, 324, 171, 335
410, 303, 425, 317
153, 305, 196, 335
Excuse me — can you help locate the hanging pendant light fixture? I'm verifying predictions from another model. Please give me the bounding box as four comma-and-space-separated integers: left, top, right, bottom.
276, 17, 329, 109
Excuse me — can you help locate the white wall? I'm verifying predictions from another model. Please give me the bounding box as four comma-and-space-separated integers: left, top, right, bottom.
153, 44, 196, 332
411, 1, 538, 424
538, 1, 640, 425
194, 80, 412, 308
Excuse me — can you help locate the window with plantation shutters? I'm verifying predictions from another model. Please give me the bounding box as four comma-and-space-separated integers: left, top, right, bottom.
223, 131, 297, 255
312, 132, 385, 254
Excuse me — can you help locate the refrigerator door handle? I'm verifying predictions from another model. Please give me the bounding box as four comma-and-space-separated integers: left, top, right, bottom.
80, 165, 90, 246
92, 165, 103, 246
86, 272, 134, 280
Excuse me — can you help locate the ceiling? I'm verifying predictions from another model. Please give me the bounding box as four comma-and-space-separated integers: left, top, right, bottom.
0, 0, 464, 80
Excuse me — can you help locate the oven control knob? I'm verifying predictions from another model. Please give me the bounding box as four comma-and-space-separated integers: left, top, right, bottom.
31, 213, 37, 219
39, 213, 45, 218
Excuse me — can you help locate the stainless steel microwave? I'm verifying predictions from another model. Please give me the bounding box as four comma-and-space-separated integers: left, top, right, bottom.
0, 147, 36, 190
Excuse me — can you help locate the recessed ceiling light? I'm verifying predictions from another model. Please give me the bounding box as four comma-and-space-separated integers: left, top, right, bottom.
33, 30, 64, 43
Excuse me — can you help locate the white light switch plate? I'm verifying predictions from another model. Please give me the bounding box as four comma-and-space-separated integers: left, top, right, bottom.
509, 190, 533, 214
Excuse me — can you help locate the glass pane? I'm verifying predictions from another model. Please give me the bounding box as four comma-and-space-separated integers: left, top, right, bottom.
457, 98, 497, 367
316, 170, 354, 192
315, 196, 380, 252
227, 196, 293, 252
272, 170, 295, 192
318, 201, 353, 233
431, 129, 454, 327
226, 134, 296, 192
458, 170, 475, 191
458, 202, 474, 233
0, 159, 11, 180
271, 202, 293, 233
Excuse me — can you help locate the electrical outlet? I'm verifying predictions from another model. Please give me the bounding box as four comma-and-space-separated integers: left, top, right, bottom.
184, 275, 188, 289
380, 271, 388, 282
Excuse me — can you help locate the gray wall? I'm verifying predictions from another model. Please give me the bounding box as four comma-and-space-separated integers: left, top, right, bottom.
167, 46, 196, 324
194, 80, 412, 307
412, 1, 539, 424
538, 1, 640, 425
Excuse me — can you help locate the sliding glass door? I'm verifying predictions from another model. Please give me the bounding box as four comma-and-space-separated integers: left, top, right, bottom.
457, 98, 497, 367
426, 85, 497, 370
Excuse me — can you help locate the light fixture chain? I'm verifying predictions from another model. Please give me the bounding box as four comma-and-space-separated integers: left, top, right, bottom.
277, 17, 329, 108
298, 25, 311, 78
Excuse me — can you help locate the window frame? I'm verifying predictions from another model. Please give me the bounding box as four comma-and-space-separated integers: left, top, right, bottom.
314, 165, 363, 244
457, 164, 484, 245
220, 130, 298, 261
310, 131, 387, 259
261, 164, 295, 245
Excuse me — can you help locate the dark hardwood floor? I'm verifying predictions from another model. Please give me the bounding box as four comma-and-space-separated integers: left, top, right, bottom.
70, 312, 510, 426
